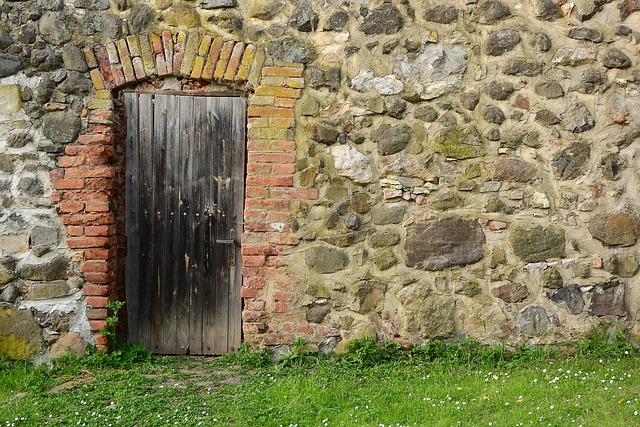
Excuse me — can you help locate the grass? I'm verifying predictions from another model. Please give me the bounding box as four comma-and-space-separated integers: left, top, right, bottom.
1, 330, 640, 427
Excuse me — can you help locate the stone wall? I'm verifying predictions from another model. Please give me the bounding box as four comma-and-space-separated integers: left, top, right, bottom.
2, 0, 640, 358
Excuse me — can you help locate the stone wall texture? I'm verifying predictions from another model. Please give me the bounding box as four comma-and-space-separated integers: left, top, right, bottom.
2, 0, 640, 358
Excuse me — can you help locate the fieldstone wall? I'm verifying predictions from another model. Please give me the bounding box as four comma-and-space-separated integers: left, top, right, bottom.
2, 0, 640, 358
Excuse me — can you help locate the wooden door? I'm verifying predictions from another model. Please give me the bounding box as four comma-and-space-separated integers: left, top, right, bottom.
124, 93, 245, 355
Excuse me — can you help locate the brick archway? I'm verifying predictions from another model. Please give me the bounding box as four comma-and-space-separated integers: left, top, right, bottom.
51, 30, 311, 351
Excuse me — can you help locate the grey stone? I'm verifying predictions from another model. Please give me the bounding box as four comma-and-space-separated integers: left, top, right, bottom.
201, 0, 236, 9
369, 231, 401, 248
601, 153, 623, 181
552, 142, 590, 180
476, 1, 511, 23
616, 25, 632, 36
541, 267, 563, 289
568, 27, 603, 43
306, 306, 330, 323
509, 225, 565, 262
394, 43, 467, 100
604, 253, 639, 277
456, 280, 481, 297
493, 156, 535, 182
372, 124, 411, 156
289, 1, 318, 32
550, 284, 584, 314
535, 80, 564, 99
42, 113, 82, 143
460, 92, 480, 110
360, 3, 403, 35
0, 306, 44, 359
20, 254, 70, 281
535, 109, 561, 125
18, 23, 37, 45
268, 37, 315, 64
482, 105, 505, 124
564, 104, 595, 134
424, 5, 458, 23
519, 306, 550, 336
86, 12, 123, 39
313, 125, 339, 145
17, 177, 44, 196
372, 249, 397, 271
537, 0, 563, 20
0, 256, 16, 285
373, 75, 404, 95
415, 105, 439, 121
330, 144, 373, 184
588, 213, 638, 247
503, 58, 542, 77
602, 48, 632, 69
343, 213, 361, 230
405, 217, 486, 271
575, 263, 591, 278
531, 32, 552, 52
590, 280, 625, 316
26, 281, 70, 300
386, 99, 407, 119
0, 53, 24, 78
39, 12, 71, 45
325, 9, 348, 31
431, 192, 462, 210
350, 193, 369, 214
58, 71, 92, 96
76, 0, 110, 9
354, 280, 386, 314
552, 46, 596, 66
247, 0, 284, 19
485, 80, 514, 100
577, 69, 607, 94
433, 126, 483, 159
305, 246, 349, 273
397, 284, 456, 338
492, 283, 530, 303
0, 283, 19, 303
31, 47, 62, 72
372, 205, 407, 225
485, 30, 521, 56
0, 31, 13, 51
0, 154, 14, 174
30, 226, 58, 248
61, 46, 87, 72
128, 4, 156, 34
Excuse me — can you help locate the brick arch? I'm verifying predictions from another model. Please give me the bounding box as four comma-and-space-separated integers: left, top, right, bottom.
51, 29, 311, 351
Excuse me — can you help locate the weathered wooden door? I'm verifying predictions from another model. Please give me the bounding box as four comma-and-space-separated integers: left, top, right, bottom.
124, 93, 245, 355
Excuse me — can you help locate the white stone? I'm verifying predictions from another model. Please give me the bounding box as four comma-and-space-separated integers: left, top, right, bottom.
0, 84, 22, 114
372, 75, 404, 95
330, 144, 373, 184
350, 69, 374, 91
531, 191, 550, 208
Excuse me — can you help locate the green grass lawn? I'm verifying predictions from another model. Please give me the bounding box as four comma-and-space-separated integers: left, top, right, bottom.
1, 338, 640, 427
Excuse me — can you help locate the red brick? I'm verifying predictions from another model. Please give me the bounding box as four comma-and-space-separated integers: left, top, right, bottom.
78, 134, 113, 145
244, 221, 290, 232
161, 30, 174, 74
266, 257, 286, 267
111, 65, 126, 88
244, 276, 266, 288
247, 106, 294, 118
246, 175, 293, 187
247, 163, 272, 174
85, 202, 110, 213
266, 211, 291, 221
243, 255, 266, 267
214, 40, 235, 81
270, 187, 319, 199
62, 191, 111, 202
262, 66, 304, 77
85, 156, 112, 166
51, 191, 62, 202
62, 212, 114, 226
245, 300, 266, 311
267, 233, 300, 245
241, 244, 283, 256
59, 202, 84, 213
272, 140, 296, 151
254, 87, 301, 98
247, 152, 296, 164
85, 248, 116, 260
297, 324, 313, 334
202, 37, 223, 80
52, 179, 85, 190
245, 186, 269, 198
270, 117, 296, 129
86, 308, 108, 319
223, 41, 245, 81
67, 225, 84, 236
67, 236, 110, 248
58, 156, 86, 167
272, 163, 296, 174
274, 302, 289, 313
87, 124, 113, 135
274, 97, 296, 108
244, 209, 267, 220
94, 334, 108, 346
83, 261, 110, 273
65, 145, 114, 157
85, 178, 116, 191
86, 297, 109, 309
90, 320, 108, 331
65, 166, 115, 179
240, 287, 259, 298
246, 141, 271, 151
84, 273, 113, 284
85, 225, 112, 236
245, 198, 290, 209
83, 283, 111, 295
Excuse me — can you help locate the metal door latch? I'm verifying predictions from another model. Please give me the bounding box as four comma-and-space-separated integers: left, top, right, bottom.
216, 229, 236, 267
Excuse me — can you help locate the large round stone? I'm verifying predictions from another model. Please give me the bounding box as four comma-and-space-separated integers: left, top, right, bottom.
405, 217, 486, 271
373, 124, 411, 156
268, 37, 315, 64
42, 113, 82, 143
305, 246, 349, 273
433, 126, 483, 159
0, 307, 44, 359
360, 3, 403, 35
588, 213, 638, 246
509, 225, 565, 262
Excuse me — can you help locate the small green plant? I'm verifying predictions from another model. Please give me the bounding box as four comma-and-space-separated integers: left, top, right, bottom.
101, 300, 125, 348
279, 338, 317, 368
225, 343, 272, 369
578, 323, 636, 358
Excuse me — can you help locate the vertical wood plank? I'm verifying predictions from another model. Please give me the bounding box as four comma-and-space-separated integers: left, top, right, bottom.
124, 92, 140, 346
202, 96, 220, 354
151, 94, 169, 353
162, 94, 179, 354
176, 95, 194, 354
228, 96, 246, 352
136, 93, 154, 351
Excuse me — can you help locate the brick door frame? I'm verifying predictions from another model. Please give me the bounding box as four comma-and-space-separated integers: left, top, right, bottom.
51, 30, 309, 351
